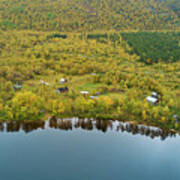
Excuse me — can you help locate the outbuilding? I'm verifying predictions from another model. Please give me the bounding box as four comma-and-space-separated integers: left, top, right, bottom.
173, 114, 179, 124
57, 87, 69, 93
13, 84, 22, 91
146, 96, 158, 105
146, 92, 159, 105
80, 91, 89, 96
60, 78, 67, 84
151, 92, 158, 98
40, 80, 49, 86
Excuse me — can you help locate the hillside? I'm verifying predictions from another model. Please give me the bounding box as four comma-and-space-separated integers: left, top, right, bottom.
0, 0, 179, 31
166, 0, 180, 17
0, 31, 179, 130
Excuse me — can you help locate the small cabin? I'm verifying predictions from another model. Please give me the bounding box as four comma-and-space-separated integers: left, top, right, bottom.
14, 85, 22, 91
146, 92, 159, 105
40, 80, 49, 86
146, 96, 158, 105
151, 92, 158, 98
80, 91, 89, 96
173, 114, 179, 124
60, 78, 67, 84
90, 73, 96, 76
57, 87, 69, 93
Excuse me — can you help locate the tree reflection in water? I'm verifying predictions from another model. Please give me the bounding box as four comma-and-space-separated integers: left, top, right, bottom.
0, 118, 177, 141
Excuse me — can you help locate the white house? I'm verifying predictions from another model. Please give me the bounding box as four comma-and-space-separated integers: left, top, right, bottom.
80, 91, 89, 95
151, 92, 158, 98
146, 96, 158, 105
146, 92, 159, 105
60, 78, 67, 84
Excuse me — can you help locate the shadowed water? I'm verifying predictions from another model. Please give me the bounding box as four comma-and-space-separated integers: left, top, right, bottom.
0, 118, 180, 180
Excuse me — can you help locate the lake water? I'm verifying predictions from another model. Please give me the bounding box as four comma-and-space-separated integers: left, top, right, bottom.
0, 118, 180, 180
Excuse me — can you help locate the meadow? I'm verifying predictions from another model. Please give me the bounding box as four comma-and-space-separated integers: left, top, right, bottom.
0, 31, 179, 131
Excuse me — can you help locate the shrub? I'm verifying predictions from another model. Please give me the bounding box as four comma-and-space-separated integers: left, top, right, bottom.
9, 91, 44, 120
47, 33, 67, 39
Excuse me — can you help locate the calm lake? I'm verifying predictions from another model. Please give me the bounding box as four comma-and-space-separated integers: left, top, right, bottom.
0, 118, 180, 180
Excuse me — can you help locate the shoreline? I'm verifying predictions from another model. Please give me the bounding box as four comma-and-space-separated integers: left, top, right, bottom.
0, 117, 177, 140
0, 115, 178, 135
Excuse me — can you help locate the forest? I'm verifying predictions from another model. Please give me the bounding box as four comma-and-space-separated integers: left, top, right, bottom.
0, 0, 179, 31
0, 31, 179, 131
121, 32, 180, 63
0, 0, 180, 131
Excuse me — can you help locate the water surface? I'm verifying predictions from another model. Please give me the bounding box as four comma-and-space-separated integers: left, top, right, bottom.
0, 118, 179, 180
